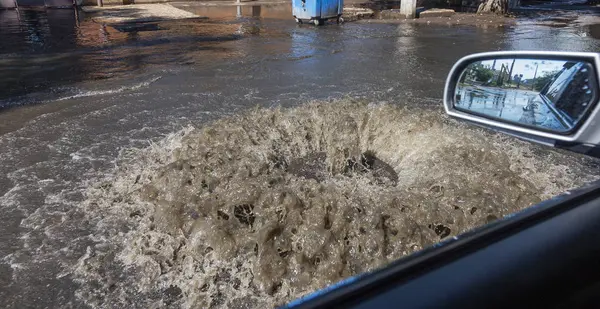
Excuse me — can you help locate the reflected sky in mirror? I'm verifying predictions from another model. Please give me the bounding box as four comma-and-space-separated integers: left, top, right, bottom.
479, 59, 565, 80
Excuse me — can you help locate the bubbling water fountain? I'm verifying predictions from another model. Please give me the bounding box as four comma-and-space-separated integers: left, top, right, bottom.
75, 100, 597, 309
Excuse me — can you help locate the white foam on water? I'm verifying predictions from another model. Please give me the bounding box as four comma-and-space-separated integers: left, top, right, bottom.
72, 100, 599, 309
55, 76, 163, 102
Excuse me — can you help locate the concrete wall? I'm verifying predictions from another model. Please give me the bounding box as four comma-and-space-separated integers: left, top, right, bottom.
400, 0, 417, 18
81, 0, 249, 6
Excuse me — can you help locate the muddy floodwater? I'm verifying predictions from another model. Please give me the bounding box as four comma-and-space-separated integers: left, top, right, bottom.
1, 5, 600, 309
76, 101, 599, 308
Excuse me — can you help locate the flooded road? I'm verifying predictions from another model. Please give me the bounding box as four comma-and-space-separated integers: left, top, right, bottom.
1, 5, 600, 309
455, 86, 569, 130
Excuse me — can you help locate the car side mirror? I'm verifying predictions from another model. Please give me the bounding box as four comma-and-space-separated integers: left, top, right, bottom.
444, 51, 600, 157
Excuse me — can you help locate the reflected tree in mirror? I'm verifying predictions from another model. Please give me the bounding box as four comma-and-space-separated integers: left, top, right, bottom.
455, 58, 597, 133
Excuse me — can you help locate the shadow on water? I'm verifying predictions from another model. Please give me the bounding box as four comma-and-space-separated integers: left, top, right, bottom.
0, 9, 79, 54
0, 8, 248, 108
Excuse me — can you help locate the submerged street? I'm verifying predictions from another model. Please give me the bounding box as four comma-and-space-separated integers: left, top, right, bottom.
455, 85, 570, 130
1, 4, 600, 308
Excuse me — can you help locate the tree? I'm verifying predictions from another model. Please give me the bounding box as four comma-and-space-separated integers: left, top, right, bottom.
477, 0, 519, 15
471, 63, 494, 83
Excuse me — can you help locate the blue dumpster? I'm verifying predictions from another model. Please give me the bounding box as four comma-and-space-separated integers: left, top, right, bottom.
292, 0, 343, 25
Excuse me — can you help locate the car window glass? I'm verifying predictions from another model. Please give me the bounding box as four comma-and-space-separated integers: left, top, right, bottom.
544, 63, 580, 105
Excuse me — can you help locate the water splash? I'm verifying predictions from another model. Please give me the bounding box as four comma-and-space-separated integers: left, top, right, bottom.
74, 100, 598, 308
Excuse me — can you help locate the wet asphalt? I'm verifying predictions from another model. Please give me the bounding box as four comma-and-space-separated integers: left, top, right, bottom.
0, 4, 599, 308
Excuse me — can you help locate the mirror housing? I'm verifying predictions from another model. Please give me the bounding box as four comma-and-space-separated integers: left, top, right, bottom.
444, 51, 600, 157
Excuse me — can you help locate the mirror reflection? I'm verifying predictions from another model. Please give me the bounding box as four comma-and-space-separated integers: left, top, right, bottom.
455, 58, 597, 133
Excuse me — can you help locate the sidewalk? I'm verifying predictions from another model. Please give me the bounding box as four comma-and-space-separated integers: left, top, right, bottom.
82, 3, 201, 23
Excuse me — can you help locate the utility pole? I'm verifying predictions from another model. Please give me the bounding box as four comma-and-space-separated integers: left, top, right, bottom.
531, 63, 538, 90
400, 0, 417, 19
508, 59, 515, 86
